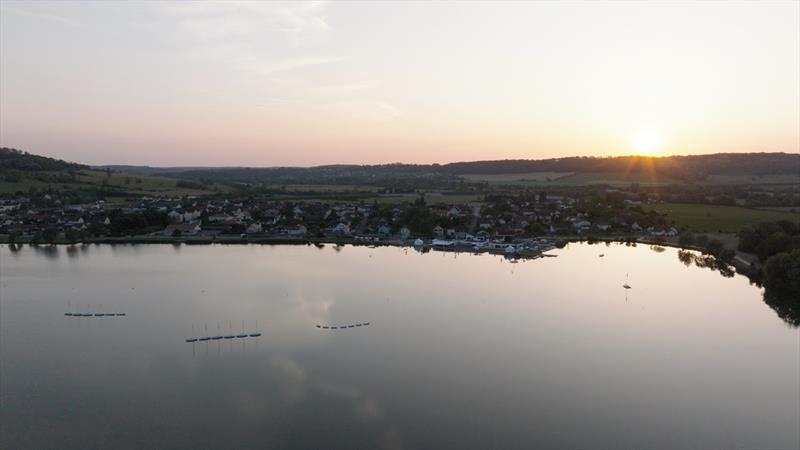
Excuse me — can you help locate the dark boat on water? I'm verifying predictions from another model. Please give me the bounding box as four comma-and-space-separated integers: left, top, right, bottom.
248, 332, 261, 337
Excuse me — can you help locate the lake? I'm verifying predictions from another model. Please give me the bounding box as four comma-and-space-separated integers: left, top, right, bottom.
1, 242, 798, 449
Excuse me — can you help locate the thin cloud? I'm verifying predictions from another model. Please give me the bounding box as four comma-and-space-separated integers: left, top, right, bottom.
152, 1, 330, 45
1, 4, 82, 28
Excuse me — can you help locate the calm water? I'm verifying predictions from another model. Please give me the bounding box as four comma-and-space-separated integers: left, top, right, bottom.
1, 242, 798, 449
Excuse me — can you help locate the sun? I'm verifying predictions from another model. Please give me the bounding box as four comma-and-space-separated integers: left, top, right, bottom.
631, 130, 661, 155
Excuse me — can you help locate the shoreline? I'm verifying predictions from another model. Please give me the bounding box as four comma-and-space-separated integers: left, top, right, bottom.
0, 233, 754, 273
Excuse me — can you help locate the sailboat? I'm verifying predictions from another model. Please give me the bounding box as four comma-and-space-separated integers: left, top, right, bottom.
623, 273, 632, 289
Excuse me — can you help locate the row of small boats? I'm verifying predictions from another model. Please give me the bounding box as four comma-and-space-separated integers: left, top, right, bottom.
185, 333, 261, 342
64, 312, 126, 317
316, 322, 370, 330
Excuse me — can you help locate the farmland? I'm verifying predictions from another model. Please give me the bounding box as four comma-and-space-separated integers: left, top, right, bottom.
0, 169, 229, 196
461, 171, 682, 186
646, 203, 800, 233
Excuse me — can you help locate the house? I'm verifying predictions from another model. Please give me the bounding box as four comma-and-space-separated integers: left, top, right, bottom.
333, 222, 351, 235
377, 225, 391, 236
167, 210, 184, 222
163, 222, 201, 237
399, 227, 411, 239
183, 208, 202, 222
432, 225, 444, 237
572, 220, 591, 231
246, 222, 263, 234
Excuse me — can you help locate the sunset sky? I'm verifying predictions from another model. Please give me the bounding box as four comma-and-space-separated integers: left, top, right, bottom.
1, 1, 798, 166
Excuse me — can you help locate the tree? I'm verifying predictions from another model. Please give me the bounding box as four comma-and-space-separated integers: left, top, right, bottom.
705, 239, 724, 256
64, 228, 79, 244
678, 232, 695, 247
763, 249, 800, 293
42, 228, 59, 244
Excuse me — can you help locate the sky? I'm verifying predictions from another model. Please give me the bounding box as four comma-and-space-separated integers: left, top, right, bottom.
1, 1, 798, 167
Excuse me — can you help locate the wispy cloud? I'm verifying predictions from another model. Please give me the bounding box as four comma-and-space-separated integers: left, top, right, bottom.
147, 1, 397, 124
153, 1, 330, 46
1, 4, 82, 28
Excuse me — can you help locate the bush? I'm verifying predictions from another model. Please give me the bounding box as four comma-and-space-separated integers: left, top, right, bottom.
763, 249, 800, 293
678, 232, 695, 247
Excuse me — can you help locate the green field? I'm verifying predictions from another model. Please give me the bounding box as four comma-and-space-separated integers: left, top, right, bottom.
461, 171, 800, 187
267, 184, 381, 193
462, 171, 680, 186
702, 174, 800, 185
646, 203, 800, 233
365, 193, 484, 205
0, 169, 229, 196
461, 172, 573, 186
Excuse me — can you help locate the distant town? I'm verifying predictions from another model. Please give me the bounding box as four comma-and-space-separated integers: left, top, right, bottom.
2, 148, 799, 319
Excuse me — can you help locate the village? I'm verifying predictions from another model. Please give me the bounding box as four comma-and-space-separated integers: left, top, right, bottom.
0, 186, 683, 258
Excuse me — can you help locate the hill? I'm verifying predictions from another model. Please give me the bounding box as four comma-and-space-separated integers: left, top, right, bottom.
147, 152, 799, 187
0, 148, 227, 197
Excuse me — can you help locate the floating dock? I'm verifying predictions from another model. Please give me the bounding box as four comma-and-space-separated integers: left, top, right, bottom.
316, 322, 371, 330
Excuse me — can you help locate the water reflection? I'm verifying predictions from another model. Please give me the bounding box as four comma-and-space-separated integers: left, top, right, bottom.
1, 243, 798, 449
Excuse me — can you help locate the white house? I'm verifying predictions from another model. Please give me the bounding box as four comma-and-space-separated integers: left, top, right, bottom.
183, 208, 202, 222
163, 222, 201, 237
333, 222, 351, 234
246, 222, 263, 234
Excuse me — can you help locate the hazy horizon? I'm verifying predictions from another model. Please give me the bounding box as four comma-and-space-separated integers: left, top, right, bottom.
2, 1, 799, 166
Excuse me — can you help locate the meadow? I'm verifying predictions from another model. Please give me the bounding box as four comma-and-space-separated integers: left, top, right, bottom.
0, 169, 228, 196
646, 203, 800, 233
461, 171, 681, 186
